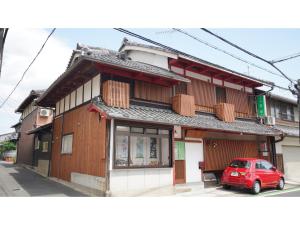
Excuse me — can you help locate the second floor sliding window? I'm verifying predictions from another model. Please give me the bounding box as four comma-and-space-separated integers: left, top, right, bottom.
216, 86, 227, 104
270, 100, 295, 121
114, 125, 172, 168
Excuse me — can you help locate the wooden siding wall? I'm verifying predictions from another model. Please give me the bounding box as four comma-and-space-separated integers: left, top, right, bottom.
103, 80, 130, 108
50, 104, 106, 181
215, 103, 235, 122
16, 109, 38, 165
190, 78, 216, 107
226, 88, 250, 114
134, 80, 173, 104
172, 94, 195, 117
204, 139, 258, 171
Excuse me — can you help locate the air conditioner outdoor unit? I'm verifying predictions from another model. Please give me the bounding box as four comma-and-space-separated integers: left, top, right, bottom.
39, 108, 51, 117
263, 116, 275, 126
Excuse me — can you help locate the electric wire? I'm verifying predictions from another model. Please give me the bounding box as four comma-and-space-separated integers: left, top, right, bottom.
0, 28, 56, 109
172, 28, 285, 80
200, 28, 296, 91
114, 28, 293, 93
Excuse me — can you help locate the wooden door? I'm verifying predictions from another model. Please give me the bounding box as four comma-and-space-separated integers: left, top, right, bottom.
174, 142, 186, 184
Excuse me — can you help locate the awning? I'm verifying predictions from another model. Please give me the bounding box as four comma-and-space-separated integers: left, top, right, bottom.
93, 98, 282, 136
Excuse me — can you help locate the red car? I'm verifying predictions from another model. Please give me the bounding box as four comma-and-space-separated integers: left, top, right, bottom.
221, 158, 285, 194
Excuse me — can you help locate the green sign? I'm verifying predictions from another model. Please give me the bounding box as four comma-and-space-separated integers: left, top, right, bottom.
257, 95, 266, 117
175, 142, 185, 160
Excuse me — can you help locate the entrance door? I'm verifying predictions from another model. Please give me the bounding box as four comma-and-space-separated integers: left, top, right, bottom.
185, 142, 203, 183
174, 142, 186, 184
283, 146, 300, 183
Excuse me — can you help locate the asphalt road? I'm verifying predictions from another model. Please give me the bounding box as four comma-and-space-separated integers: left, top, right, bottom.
0, 161, 86, 197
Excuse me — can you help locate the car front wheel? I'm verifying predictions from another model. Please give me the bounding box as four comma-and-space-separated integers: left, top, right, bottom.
252, 181, 261, 194
277, 178, 285, 190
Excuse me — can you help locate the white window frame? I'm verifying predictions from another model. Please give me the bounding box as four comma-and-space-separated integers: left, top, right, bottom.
61, 134, 73, 154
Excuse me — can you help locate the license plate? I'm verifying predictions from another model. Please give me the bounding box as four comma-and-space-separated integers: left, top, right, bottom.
231, 171, 239, 177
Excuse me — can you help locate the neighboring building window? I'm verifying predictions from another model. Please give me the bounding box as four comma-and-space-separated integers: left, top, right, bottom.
42, 141, 49, 152
216, 86, 226, 104
114, 125, 171, 168
270, 99, 295, 121
61, 134, 73, 154
34, 137, 40, 150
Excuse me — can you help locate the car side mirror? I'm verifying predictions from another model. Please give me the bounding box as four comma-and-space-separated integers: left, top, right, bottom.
271, 166, 277, 171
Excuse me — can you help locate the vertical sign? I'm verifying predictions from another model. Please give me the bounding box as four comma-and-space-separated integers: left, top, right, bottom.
257, 95, 267, 117
175, 142, 185, 160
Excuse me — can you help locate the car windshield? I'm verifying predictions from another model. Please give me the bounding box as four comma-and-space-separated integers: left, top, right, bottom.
229, 160, 251, 168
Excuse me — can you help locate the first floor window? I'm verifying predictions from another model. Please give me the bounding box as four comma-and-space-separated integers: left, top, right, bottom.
114, 125, 171, 168
61, 134, 73, 154
42, 141, 49, 152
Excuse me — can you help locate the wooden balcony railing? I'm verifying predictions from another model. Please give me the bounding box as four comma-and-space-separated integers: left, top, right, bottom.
172, 94, 195, 117
102, 80, 129, 108
215, 103, 235, 122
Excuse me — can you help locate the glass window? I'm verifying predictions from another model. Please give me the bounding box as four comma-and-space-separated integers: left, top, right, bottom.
260, 161, 273, 170
145, 128, 157, 134
216, 86, 226, 104
61, 134, 73, 154
116, 126, 129, 132
115, 135, 129, 166
42, 141, 48, 152
131, 127, 144, 133
34, 137, 40, 150
230, 160, 251, 168
114, 125, 171, 168
159, 129, 169, 135
161, 138, 170, 166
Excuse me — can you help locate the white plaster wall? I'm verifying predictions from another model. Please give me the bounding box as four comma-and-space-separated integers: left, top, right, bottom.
128, 51, 169, 70
83, 80, 92, 102
64, 94, 70, 111
76, 85, 83, 105
70, 90, 76, 109
186, 70, 211, 82
110, 168, 173, 194
170, 66, 184, 75
55, 101, 60, 116
59, 98, 64, 114
224, 81, 243, 90
92, 74, 101, 98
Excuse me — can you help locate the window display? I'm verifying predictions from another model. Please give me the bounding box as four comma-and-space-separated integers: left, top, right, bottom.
115, 124, 171, 168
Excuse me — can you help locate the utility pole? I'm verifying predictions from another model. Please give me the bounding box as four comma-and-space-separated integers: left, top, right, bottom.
297, 79, 300, 143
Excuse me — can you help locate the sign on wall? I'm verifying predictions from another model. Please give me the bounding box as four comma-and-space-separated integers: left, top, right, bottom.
174, 125, 182, 139
256, 95, 267, 117
175, 142, 185, 160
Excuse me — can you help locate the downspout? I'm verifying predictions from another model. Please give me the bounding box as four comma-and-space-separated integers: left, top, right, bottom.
270, 134, 285, 167
105, 118, 114, 197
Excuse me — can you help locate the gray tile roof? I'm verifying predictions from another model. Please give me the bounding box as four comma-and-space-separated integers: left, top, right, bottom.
275, 125, 299, 137
94, 98, 282, 136
119, 38, 274, 87
71, 43, 190, 83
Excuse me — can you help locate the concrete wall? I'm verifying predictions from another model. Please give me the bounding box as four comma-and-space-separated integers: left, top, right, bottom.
71, 172, 106, 192
110, 168, 173, 195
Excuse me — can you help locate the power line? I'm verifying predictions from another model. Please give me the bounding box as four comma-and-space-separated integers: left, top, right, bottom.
200, 28, 296, 91
114, 28, 293, 93
172, 28, 286, 80
0, 28, 8, 77
0, 28, 56, 109
271, 51, 300, 64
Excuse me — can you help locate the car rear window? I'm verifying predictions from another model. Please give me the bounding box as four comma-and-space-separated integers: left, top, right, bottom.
229, 160, 251, 168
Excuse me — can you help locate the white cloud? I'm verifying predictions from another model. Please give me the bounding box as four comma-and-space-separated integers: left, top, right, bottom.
0, 29, 72, 134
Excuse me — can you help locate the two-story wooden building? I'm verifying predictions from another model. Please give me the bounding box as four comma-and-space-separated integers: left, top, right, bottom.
37, 39, 282, 196
14, 90, 53, 175
265, 92, 300, 183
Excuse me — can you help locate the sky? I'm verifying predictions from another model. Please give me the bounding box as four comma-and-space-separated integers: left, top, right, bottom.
0, 28, 299, 134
